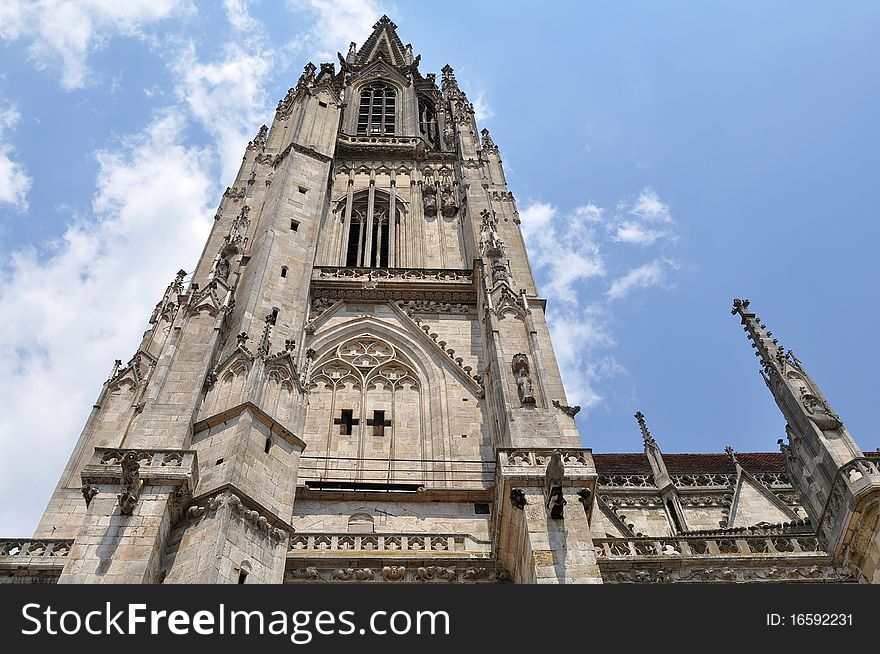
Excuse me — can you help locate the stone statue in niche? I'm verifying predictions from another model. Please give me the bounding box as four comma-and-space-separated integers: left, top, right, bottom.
117, 451, 142, 515
785, 370, 842, 431
512, 353, 535, 405
422, 184, 437, 216
214, 254, 230, 282
800, 389, 843, 431
544, 449, 566, 519
440, 183, 457, 217
491, 260, 510, 284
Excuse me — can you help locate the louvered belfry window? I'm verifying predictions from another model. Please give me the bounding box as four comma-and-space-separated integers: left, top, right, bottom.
357, 83, 396, 135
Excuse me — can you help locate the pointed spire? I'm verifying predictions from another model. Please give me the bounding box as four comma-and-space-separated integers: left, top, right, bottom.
635, 410, 671, 489
634, 411, 656, 447
441, 64, 458, 94
354, 15, 408, 67
724, 444, 741, 469
374, 14, 397, 30
730, 297, 785, 374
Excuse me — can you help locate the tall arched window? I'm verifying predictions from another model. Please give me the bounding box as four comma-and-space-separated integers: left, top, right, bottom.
357, 83, 396, 135
418, 97, 439, 147
342, 190, 401, 268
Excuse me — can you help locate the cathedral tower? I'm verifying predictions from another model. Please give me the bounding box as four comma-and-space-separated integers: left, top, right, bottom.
29, 16, 599, 584
14, 17, 870, 587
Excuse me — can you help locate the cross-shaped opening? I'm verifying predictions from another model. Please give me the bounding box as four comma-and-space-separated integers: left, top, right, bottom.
366, 410, 392, 437
333, 409, 359, 436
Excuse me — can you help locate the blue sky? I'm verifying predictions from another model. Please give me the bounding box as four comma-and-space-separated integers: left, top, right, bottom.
0, 1, 877, 535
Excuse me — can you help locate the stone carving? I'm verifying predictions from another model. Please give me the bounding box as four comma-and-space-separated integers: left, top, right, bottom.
223, 186, 246, 201
117, 451, 142, 515
258, 314, 273, 358
422, 183, 437, 216
511, 354, 535, 405
289, 567, 321, 581
285, 564, 512, 584
440, 183, 457, 217
381, 566, 406, 581
416, 565, 457, 582
398, 299, 471, 315
81, 484, 98, 507
510, 488, 526, 510
185, 493, 224, 523
331, 568, 375, 581
228, 494, 288, 543
544, 449, 566, 519
249, 124, 268, 151
604, 565, 854, 584
480, 128, 498, 152
491, 260, 510, 285
552, 399, 581, 417
214, 254, 230, 282
799, 388, 842, 431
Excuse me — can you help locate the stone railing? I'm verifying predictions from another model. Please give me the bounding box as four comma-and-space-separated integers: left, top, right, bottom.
92, 448, 196, 469
598, 474, 655, 488
288, 533, 492, 557
597, 471, 792, 490
82, 448, 198, 487
0, 539, 73, 559
594, 535, 824, 560
314, 267, 472, 284
818, 457, 880, 547
310, 266, 476, 304
499, 449, 593, 469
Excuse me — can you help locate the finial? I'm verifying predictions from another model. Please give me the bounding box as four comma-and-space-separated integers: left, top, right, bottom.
724, 445, 740, 467
634, 411, 656, 446
730, 297, 786, 372
373, 15, 397, 29
731, 297, 750, 315
236, 332, 248, 347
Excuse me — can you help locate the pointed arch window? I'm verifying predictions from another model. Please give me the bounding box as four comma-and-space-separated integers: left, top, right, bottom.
357, 83, 396, 135
418, 97, 439, 147
342, 190, 401, 268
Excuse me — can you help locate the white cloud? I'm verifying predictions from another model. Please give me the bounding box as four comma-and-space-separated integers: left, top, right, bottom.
521, 189, 682, 411
223, 0, 261, 34
0, 104, 32, 211
520, 202, 605, 304
0, 110, 214, 535
0, 0, 187, 90
610, 187, 676, 246
607, 258, 679, 301
614, 221, 666, 246
171, 42, 274, 183
287, 0, 389, 61
472, 90, 494, 123
630, 188, 671, 222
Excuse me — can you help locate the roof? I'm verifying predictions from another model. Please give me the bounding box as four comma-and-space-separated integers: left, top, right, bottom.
593, 452, 787, 475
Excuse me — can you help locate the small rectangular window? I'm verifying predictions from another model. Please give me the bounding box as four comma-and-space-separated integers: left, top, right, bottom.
474, 503, 490, 515
298, 186, 308, 194
290, 220, 299, 232
318, 101, 328, 108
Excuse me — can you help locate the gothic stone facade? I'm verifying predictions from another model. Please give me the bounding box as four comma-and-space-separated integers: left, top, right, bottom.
2, 17, 879, 585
